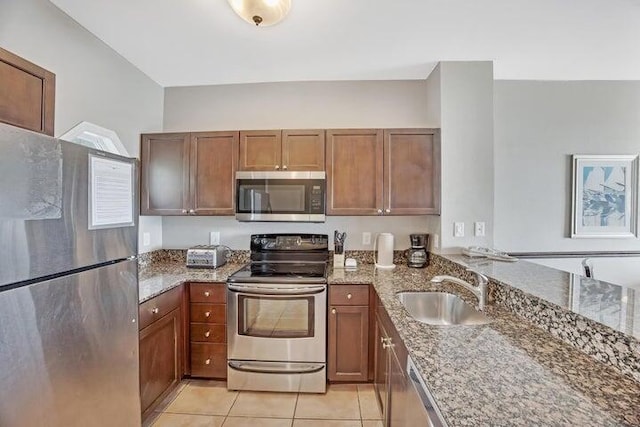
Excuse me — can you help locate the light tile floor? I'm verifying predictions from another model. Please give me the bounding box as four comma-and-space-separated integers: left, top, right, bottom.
146, 380, 383, 427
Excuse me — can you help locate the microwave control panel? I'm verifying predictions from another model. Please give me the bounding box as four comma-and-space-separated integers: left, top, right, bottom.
309, 185, 324, 213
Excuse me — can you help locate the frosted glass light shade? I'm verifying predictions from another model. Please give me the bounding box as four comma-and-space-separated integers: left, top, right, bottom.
228, 0, 292, 26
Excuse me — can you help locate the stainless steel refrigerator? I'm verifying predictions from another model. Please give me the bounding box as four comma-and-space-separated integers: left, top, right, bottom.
0, 123, 140, 426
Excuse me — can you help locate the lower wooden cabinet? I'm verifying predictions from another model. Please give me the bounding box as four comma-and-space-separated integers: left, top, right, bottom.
328, 284, 370, 382
189, 282, 227, 379
139, 305, 183, 419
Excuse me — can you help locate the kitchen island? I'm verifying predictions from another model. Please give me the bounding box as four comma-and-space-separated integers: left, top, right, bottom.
139, 252, 640, 426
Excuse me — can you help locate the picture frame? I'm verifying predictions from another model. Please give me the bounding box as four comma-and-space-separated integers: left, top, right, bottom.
571, 154, 639, 238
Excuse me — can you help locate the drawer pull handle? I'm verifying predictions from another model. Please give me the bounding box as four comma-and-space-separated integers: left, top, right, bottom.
331, 308, 336, 314
151, 308, 159, 314
205, 359, 211, 365
204, 331, 211, 338
205, 311, 211, 317
347, 293, 352, 299
204, 291, 210, 297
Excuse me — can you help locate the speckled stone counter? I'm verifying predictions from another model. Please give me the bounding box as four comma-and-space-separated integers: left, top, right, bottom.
138, 262, 244, 303
328, 264, 640, 426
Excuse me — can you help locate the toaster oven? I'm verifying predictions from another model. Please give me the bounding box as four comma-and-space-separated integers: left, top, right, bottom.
186, 245, 230, 268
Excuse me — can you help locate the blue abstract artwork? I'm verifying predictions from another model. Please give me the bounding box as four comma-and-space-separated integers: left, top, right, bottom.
581, 165, 627, 227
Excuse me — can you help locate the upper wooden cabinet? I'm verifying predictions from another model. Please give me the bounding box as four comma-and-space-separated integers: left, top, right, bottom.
384, 129, 441, 215
326, 129, 384, 215
326, 128, 440, 216
239, 129, 325, 171
0, 47, 55, 136
141, 131, 238, 216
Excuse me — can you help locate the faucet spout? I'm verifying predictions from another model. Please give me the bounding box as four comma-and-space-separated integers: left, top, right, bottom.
430, 269, 489, 310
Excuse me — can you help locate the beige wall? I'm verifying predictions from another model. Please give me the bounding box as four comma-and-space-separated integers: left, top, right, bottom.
163, 80, 440, 250
0, 0, 165, 253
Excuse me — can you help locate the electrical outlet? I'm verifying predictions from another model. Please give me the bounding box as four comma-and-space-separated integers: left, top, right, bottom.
454, 222, 465, 237
432, 234, 440, 249
474, 222, 486, 237
143, 232, 151, 246
209, 231, 220, 245
362, 232, 371, 245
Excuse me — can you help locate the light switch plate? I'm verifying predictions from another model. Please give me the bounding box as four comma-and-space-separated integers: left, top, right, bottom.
142, 232, 151, 246
474, 222, 486, 237
454, 222, 465, 237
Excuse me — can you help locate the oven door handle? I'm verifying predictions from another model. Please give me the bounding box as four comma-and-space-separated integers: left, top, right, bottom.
228, 360, 325, 375
227, 283, 326, 295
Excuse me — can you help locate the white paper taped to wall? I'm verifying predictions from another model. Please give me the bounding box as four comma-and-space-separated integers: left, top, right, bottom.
89, 154, 134, 229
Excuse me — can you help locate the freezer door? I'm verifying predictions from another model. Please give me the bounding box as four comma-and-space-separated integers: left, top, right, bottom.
0, 259, 140, 427
0, 123, 138, 288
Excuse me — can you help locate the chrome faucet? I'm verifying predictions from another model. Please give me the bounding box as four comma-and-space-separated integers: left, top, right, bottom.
430, 268, 489, 310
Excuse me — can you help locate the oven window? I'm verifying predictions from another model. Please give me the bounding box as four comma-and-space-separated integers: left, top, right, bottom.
238, 295, 315, 338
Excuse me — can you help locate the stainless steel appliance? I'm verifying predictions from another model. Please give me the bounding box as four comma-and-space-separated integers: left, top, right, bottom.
0, 123, 140, 426
406, 357, 447, 426
186, 245, 231, 268
235, 171, 326, 222
227, 233, 329, 393
408, 233, 430, 268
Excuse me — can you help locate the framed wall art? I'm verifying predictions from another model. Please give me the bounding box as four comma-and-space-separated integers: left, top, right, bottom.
571, 154, 638, 238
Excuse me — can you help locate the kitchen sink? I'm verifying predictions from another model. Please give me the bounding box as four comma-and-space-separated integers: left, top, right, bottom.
397, 292, 491, 326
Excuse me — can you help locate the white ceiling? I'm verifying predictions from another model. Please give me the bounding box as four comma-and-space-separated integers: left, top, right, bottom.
50, 0, 640, 87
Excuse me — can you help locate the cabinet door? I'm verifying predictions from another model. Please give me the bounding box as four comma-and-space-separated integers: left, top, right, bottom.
384, 129, 441, 215
374, 313, 389, 423
140, 133, 190, 215
282, 129, 325, 171
190, 131, 238, 215
239, 130, 282, 171
328, 305, 369, 382
139, 307, 183, 419
326, 129, 383, 215
389, 348, 409, 427
0, 47, 55, 136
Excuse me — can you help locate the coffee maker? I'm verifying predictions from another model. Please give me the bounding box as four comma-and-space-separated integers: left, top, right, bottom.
407, 234, 429, 268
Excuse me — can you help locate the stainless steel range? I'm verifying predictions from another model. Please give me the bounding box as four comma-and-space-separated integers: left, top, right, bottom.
227, 233, 329, 393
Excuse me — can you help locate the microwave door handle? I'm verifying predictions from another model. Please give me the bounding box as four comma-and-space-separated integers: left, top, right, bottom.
227, 284, 326, 295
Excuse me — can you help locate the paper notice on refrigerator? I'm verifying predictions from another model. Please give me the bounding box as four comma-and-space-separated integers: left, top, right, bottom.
89, 154, 134, 229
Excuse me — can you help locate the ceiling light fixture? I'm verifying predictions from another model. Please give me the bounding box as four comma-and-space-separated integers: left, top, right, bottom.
228, 0, 291, 27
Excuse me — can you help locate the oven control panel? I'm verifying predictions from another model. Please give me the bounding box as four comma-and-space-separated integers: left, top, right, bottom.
251, 234, 328, 251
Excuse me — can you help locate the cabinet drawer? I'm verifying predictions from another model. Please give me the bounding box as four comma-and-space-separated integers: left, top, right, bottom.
190, 323, 226, 343
330, 285, 369, 306
189, 283, 226, 303
139, 285, 183, 330
190, 303, 226, 324
190, 343, 227, 378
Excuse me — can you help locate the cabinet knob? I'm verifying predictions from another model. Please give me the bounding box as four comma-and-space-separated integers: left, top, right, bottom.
385, 209, 391, 213
331, 308, 336, 314
181, 209, 187, 214
283, 165, 288, 170
151, 307, 159, 314
275, 165, 280, 170
205, 311, 211, 317
347, 293, 352, 299
189, 209, 195, 214
204, 291, 210, 297
377, 209, 383, 214
205, 358, 211, 365
204, 330, 210, 338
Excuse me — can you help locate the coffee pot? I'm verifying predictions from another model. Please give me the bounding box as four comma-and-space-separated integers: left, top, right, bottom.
407, 234, 429, 268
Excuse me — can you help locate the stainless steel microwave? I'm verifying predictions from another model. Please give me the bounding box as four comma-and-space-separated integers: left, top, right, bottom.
235, 171, 326, 222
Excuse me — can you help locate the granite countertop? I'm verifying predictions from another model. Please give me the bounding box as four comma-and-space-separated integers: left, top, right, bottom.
441, 254, 640, 340
328, 265, 640, 427
138, 262, 244, 303
140, 259, 640, 425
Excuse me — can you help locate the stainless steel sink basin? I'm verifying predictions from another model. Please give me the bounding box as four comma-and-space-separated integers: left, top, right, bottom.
397, 292, 491, 326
